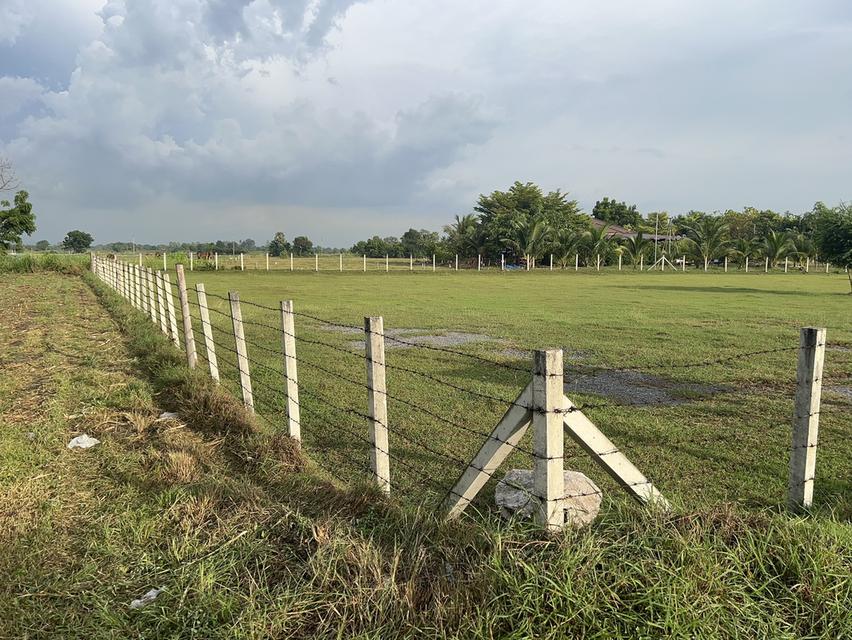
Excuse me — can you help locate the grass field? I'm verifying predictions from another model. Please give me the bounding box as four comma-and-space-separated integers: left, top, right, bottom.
167, 268, 852, 517
2, 270, 850, 637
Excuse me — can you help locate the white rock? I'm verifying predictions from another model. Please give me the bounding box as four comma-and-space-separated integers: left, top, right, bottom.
66, 434, 100, 449
158, 412, 179, 420
495, 469, 602, 527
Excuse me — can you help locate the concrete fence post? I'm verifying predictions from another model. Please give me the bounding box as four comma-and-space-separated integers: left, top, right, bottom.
805, 257, 809, 273
640, 254, 643, 271
155, 271, 169, 336
724, 256, 728, 273
433, 254, 436, 272
290, 253, 294, 271
315, 254, 318, 272
146, 268, 157, 325
195, 283, 219, 382
501, 254, 505, 271
163, 252, 167, 271
788, 327, 826, 510
533, 349, 565, 530
280, 300, 301, 442
240, 253, 244, 271
410, 254, 413, 271
477, 254, 481, 272
363, 254, 367, 272
550, 254, 554, 271
455, 254, 459, 271
575, 253, 579, 271
365, 316, 390, 493
265, 253, 269, 271
190, 251, 194, 271
339, 253, 343, 272
765, 257, 769, 273
215, 252, 219, 270
596, 254, 601, 272
385, 254, 389, 272
785, 257, 788, 273
618, 254, 622, 271
138, 253, 142, 267
175, 264, 197, 369
228, 292, 254, 413
682, 256, 686, 272
162, 272, 181, 349
745, 256, 749, 273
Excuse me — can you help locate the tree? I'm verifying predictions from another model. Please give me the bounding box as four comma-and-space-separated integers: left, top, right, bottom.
62, 230, 94, 253
551, 227, 584, 268
475, 182, 585, 259
731, 237, 756, 268
811, 202, 852, 292
443, 214, 481, 259
622, 231, 652, 267
0, 157, 19, 194
761, 230, 792, 268
292, 236, 313, 256
268, 231, 290, 257
0, 190, 37, 253
592, 197, 641, 229
583, 223, 615, 264
35, 240, 50, 251
682, 216, 729, 269
502, 217, 552, 263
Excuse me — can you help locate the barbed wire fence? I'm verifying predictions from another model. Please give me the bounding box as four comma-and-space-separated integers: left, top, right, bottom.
91, 254, 848, 527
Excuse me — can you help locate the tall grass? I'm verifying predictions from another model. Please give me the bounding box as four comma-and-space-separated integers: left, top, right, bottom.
0, 252, 89, 274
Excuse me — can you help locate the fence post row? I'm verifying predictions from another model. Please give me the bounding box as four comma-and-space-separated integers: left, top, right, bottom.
365, 316, 391, 493
175, 264, 197, 369
788, 327, 826, 511
280, 300, 301, 442
228, 292, 255, 413
532, 349, 565, 529
195, 283, 220, 383
146, 268, 157, 325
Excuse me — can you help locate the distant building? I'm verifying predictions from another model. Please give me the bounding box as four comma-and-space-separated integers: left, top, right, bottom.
590, 217, 679, 242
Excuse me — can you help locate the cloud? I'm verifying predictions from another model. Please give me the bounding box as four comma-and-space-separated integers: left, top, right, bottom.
2, 0, 851, 245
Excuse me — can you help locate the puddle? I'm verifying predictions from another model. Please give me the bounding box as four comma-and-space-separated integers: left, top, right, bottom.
826, 385, 852, 402
564, 368, 724, 406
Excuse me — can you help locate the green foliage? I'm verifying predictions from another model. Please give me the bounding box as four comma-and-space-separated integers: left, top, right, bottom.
0, 190, 37, 253
292, 235, 313, 256
812, 203, 852, 267
0, 252, 87, 274
62, 229, 94, 253
34, 240, 50, 251
592, 196, 641, 228
762, 230, 793, 267
622, 231, 652, 267
268, 231, 290, 257
682, 216, 730, 266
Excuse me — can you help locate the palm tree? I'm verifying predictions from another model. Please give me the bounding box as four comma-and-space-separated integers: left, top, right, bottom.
789, 233, 815, 267
683, 217, 729, 270
762, 230, 792, 268
442, 214, 480, 258
732, 237, 756, 268
551, 227, 584, 268
583, 223, 614, 266
622, 231, 651, 268
502, 216, 552, 265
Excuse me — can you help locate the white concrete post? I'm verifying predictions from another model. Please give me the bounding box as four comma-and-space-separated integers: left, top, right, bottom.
163, 252, 167, 271
785, 257, 788, 273
280, 300, 301, 442
477, 254, 481, 271
455, 254, 459, 271
339, 253, 343, 272
596, 255, 601, 272
363, 254, 367, 272
745, 256, 749, 273
433, 254, 436, 272
765, 257, 769, 273
682, 256, 686, 272
290, 253, 294, 271
145, 268, 156, 324
704, 257, 709, 272
175, 264, 197, 369
533, 349, 564, 530
385, 254, 389, 272
266, 253, 269, 271
195, 283, 219, 383
156, 271, 169, 336
640, 254, 644, 271
501, 254, 505, 271
240, 253, 244, 271
805, 257, 809, 273
315, 254, 318, 272
575, 253, 579, 271
162, 272, 181, 349
724, 256, 728, 273
410, 254, 413, 271
228, 292, 254, 413
618, 254, 622, 271
826, 262, 830, 274
365, 316, 390, 493
788, 327, 826, 510
215, 252, 219, 270
138, 253, 142, 266
551, 254, 554, 271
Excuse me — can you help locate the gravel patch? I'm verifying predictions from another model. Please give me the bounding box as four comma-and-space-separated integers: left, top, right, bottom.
564, 368, 724, 406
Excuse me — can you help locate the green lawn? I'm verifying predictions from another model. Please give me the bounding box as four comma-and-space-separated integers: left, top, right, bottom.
173, 268, 852, 516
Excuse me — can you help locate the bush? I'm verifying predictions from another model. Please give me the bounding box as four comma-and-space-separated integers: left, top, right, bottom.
0, 253, 88, 274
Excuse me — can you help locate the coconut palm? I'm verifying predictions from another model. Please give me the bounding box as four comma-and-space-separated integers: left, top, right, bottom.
682, 216, 729, 270
762, 230, 792, 268
731, 237, 756, 269
583, 223, 614, 265
621, 231, 651, 268
502, 216, 552, 264
789, 232, 815, 266
442, 214, 480, 258
551, 227, 584, 268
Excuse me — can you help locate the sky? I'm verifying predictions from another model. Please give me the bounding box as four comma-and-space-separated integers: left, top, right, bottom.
1, 0, 851, 246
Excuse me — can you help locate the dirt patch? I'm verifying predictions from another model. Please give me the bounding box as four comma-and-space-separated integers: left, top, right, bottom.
497, 348, 591, 362
564, 368, 724, 406
321, 325, 493, 350
828, 344, 851, 353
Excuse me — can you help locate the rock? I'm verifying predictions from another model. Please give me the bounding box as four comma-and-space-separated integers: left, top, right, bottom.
495, 469, 602, 527
130, 587, 164, 610
66, 434, 100, 449
158, 411, 179, 420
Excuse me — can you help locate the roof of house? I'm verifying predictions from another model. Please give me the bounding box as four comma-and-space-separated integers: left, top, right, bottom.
590, 217, 679, 241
